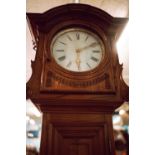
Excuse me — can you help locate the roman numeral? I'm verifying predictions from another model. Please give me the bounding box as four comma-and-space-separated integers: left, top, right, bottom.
91, 56, 99, 62
86, 63, 91, 69
59, 41, 66, 45
58, 56, 66, 61
67, 35, 72, 41
90, 42, 98, 47
66, 61, 72, 68
76, 33, 80, 40
56, 49, 64, 52
93, 50, 100, 53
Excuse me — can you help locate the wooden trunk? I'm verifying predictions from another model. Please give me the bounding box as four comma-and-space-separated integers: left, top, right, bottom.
40, 112, 115, 155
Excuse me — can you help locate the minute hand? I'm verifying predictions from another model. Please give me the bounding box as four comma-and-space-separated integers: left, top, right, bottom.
78, 42, 99, 52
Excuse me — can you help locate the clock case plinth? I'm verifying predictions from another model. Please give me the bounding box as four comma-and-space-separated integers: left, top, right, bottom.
27, 4, 128, 155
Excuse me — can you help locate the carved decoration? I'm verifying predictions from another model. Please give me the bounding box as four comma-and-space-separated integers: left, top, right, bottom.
45, 71, 109, 88
26, 4, 128, 97
26, 4, 129, 155
32, 40, 37, 51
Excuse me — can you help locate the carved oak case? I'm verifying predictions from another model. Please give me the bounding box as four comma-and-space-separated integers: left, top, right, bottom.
27, 3, 128, 155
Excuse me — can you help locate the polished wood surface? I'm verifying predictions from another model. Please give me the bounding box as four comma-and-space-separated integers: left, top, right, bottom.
40, 112, 114, 155
27, 3, 128, 155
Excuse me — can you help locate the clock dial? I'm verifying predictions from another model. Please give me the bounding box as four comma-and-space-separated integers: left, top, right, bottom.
51, 28, 105, 72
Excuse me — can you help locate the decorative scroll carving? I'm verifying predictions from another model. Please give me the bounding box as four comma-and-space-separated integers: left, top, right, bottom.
32, 40, 37, 51
45, 71, 110, 88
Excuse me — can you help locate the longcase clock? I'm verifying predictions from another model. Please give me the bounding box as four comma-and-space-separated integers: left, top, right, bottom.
27, 4, 129, 155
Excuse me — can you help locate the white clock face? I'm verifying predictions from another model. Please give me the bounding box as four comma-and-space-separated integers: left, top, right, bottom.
50, 28, 105, 72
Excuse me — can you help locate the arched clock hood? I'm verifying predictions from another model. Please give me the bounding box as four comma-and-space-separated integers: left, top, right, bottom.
26, 3, 128, 104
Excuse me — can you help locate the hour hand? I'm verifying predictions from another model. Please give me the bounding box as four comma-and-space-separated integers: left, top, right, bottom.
76, 59, 81, 71
75, 50, 81, 71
